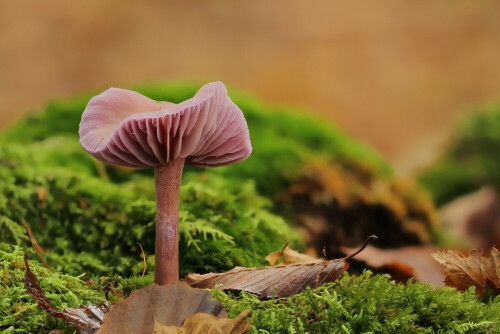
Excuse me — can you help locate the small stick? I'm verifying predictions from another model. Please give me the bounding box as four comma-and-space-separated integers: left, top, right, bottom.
137, 242, 146, 277
21, 218, 51, 271
345, 235, 378, 261
14, 314, 24, 322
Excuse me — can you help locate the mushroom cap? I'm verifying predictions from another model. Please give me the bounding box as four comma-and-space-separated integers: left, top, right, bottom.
79, 82, 252, 168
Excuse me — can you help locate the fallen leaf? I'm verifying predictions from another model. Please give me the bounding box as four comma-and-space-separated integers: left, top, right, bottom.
183, 260, 347, 298
24, 254, 110, 334
266, 246, 322, 266
97, 282, 227, 334
153, 310, 252, 334
183, 236, 378, 298
340, 245, 444, 287
432, 247, 500, 297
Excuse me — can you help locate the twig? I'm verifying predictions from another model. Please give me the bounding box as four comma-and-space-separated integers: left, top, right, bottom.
344, 235, 378, 261
21, 218, 51, 271
14, 314, 24, 322
137, 242, 146, 277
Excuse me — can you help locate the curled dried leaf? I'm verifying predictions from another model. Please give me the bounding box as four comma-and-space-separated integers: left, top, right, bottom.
432, 247, 500, 297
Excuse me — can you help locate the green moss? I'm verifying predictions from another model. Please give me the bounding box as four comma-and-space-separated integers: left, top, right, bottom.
0, 137, 302, 279
212, 271, 500, 333
420, 104, 500, 206
0, 243, 106, 333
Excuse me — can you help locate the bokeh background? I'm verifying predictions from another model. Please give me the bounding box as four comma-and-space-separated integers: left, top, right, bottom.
1, 0, 500, 173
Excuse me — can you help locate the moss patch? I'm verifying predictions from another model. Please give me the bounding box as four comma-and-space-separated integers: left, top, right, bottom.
0, 137, 301, 279
0, 243, 106, 333
212, 270, 500, 333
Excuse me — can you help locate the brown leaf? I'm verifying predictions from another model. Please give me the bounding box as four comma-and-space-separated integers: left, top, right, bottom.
97, 282, 227, 334
24, 254, 110, 334
153, 310, 252, 334
183, 260, 347, 298
266, 246, 322, 266
340, 245, 444, 287
432, 247, 500, 297
184, 236, 378, 298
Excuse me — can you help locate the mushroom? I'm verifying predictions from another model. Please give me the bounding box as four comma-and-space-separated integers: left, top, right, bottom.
79, 82, 252, 285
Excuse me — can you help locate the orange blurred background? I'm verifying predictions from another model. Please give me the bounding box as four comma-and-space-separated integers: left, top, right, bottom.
1, 0, 499, 173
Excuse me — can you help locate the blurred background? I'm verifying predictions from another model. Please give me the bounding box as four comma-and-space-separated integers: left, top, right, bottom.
1, 0, 500, 174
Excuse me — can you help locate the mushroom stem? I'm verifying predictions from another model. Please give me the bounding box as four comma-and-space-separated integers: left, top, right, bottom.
154, 158, 185, 285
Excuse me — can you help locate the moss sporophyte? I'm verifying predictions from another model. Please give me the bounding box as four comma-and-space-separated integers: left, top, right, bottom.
79, 82, 252, 285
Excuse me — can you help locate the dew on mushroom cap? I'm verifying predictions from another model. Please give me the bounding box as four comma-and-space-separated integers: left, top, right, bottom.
79, 81, 252, 285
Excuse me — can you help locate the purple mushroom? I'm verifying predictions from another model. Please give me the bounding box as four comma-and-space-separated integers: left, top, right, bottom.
79, 82, 252, 285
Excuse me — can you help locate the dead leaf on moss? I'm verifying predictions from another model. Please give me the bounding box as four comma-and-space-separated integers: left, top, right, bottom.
153, 310, 252, 334
183, 235, 376, 298
265, 245, 322, 266
97, 282, 227, 334
183, 260, 347, 298
432, 247, 500, 297
23, 254, 109, 334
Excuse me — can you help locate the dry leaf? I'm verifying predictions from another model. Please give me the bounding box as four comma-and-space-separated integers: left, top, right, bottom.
432, 247, 500, 297
97, 282, 227, 334
23, 254, 109, 334
153, 310, 252, 334
183, 260, 347, 298
184, 236, 378, 298
266, 246, 322, 266
340, 245, 444, 287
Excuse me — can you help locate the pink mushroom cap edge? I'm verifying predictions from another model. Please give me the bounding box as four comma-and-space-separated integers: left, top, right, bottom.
79, 81, 252, 168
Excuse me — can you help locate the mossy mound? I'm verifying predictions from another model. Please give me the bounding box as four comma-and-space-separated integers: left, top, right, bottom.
0, 243, 106, 334
420, 104, 500, 206
0, 82, 438, 250
213, 271, 500, 333
0, 136, 301, 279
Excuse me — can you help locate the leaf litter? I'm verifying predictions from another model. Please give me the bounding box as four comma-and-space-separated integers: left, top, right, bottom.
183, 235, 377, 298
97, 282, 228, 334
23, 254, 109, 334
432, 247, 500, 297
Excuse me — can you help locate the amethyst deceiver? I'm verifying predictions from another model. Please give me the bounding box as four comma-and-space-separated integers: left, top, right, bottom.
79, 82, 252, 285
